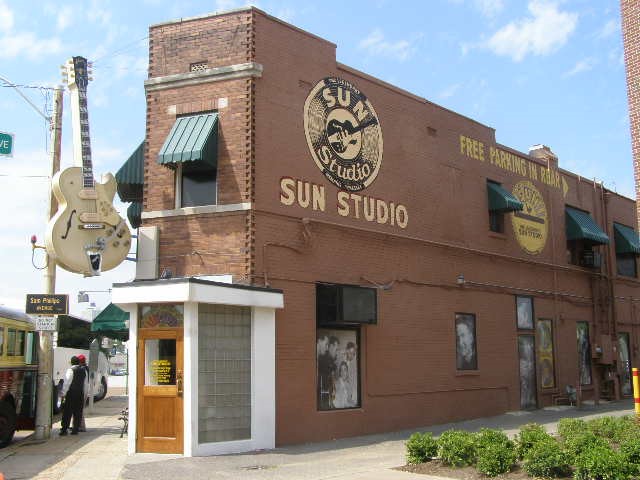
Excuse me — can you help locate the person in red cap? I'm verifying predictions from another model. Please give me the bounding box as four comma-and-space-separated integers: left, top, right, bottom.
59, 356, 87, 435
77, 354, 89, 432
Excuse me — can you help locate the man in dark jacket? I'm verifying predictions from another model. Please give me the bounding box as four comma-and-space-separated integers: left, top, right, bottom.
59, 355, 88, 435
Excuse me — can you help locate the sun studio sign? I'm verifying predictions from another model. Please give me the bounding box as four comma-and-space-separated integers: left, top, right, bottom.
279, 77, 409, 229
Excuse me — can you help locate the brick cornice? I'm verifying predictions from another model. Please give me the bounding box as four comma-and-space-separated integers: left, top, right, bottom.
144, 62, 263, 92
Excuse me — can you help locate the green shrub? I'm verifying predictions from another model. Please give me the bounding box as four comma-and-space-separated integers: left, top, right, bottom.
611, 416, 640, 445
406, 432, 438, 464
573, 444, 630, 480
522, 438, 571, 479
476, 441, 517, 477
475, 428, 512, 450
563, 431, 609, 463
620, 436, 640, 477
587, 416, 635, 444
437, 430, 477, 467
516, 423, 554, 459
557, 418, 588, 441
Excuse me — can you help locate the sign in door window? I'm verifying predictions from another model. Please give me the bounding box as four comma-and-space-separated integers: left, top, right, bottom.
145, 339, 176, 386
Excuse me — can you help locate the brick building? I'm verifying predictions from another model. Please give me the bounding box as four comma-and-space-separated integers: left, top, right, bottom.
113, 8, 640, 456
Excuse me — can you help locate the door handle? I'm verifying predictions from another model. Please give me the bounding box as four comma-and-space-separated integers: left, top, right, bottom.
177, 369, 183, 397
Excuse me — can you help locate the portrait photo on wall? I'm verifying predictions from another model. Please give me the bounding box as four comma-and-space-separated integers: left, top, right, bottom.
576, 321, 592, 385
516, 296, 534, 330
316, 328, 359, 411
455, 313, 477, 370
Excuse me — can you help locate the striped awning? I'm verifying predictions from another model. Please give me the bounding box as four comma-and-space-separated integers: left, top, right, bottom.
487, 181, 523, 212
614, 222, 640, 255
116, 141, 144, 202
127, 201, 142, 229
157, 113, 218, 168
565, 207, 609, 245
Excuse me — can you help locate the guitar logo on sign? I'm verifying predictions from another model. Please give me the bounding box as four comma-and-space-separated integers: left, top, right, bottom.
45, 56, 131, 276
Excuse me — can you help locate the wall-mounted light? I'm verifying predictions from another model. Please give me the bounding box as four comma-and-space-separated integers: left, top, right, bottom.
456, 274, 465, 286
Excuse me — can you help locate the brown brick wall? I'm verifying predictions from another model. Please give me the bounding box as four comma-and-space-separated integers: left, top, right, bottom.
621, 0, 640, 229
142, 8, 640, 446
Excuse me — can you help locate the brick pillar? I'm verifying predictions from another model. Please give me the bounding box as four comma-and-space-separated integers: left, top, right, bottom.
621, 1, 640, 228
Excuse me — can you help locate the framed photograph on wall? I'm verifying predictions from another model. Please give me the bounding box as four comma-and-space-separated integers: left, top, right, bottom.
516, 296, 534, 330
316, 328, 360, 411
455, 313, 477, 370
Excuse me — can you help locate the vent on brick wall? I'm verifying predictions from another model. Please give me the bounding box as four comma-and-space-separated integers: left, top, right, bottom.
190, 62, 208, 73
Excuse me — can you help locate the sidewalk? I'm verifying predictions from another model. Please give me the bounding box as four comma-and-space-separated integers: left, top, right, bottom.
0, 395, 634, 480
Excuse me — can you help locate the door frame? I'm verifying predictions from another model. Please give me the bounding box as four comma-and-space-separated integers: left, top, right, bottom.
136, 327, 183, 454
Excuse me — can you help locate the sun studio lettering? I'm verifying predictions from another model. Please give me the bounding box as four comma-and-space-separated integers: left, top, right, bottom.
280, 177, 409, 229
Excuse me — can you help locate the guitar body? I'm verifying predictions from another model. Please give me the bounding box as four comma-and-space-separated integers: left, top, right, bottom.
45, 56, 131, 276
45, 167, 131, 275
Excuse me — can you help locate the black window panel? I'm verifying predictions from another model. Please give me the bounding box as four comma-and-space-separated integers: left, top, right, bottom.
317, 284, 339, 325
316, 283, 377, 325
181, 168, 216, 207
617, 253, 637, 277
342, 286, 377, 323
489, 210, 504, 233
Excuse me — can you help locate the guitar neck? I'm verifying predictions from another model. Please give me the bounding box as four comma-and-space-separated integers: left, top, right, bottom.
69, 82, 94, 190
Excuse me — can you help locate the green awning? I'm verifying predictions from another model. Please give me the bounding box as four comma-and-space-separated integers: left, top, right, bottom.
565, 207, 609, 245
127, 201, 141, 229
116, 141, 144, 202
157, 113, 218, 168
487, 181, 524, 212
91, 303, 129, 341
614, 222, 640, 255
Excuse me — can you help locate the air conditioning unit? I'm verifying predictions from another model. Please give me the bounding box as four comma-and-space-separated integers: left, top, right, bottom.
580, 250, 602, 269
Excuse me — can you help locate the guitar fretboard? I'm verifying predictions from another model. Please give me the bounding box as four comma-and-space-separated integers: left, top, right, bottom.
77, 88, 94, 189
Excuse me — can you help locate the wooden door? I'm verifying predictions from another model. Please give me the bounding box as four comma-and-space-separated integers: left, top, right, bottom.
137, 329, 183, 453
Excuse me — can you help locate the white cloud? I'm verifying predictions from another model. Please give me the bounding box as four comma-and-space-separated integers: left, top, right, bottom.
563, 57, 596, 77
474, 0, 504, 18
0, 0, 13, 32
439, 83, 462, 99
485, 0, 578, 62
596, 19, 618, 39
0, 31, 63, 60
358, 29, 420, 62
56, 5, 74, 31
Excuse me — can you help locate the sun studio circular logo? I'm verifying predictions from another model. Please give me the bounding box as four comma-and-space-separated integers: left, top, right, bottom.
304, 77, 383, 191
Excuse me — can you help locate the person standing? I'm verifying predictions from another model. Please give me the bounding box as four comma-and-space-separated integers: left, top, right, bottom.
59, 356, 88, 435
76, 354, 89, 432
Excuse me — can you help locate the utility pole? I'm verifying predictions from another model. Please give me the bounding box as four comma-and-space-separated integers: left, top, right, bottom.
34, 86, 63, 440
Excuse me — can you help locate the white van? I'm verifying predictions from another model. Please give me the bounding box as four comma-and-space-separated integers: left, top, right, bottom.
52, 347, 110, 413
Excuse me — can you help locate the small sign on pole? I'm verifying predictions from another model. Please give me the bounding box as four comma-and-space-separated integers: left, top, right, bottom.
35, 316, 58, 331
26, 294, 69, 316
0, 131, 14, 157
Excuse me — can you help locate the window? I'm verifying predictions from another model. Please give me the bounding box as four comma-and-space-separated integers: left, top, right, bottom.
316, 327, 360, 410
455, 313, 477, 370
487, 180, 523, 233
516, 296, 534, 330
177, 162, 217, 208
316, 283, 377, 325
614, 223, 639, 277
316, 283, 364, 411
617, 254, 637, 277
7, 328, 25, 356
198, 304, 251, 443
565, 207, 609, 268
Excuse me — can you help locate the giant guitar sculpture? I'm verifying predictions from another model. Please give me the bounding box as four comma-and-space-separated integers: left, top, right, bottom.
45, 56, 131, 276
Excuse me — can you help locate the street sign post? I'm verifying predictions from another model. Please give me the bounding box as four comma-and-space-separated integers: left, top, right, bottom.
26, 294, 68, 316
0, 131, 14, 157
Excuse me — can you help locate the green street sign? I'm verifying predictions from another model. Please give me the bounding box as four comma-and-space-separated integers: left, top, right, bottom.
0, 131, 14, 157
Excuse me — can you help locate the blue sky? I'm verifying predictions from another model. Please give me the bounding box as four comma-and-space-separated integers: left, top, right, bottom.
0, 0, 630, 316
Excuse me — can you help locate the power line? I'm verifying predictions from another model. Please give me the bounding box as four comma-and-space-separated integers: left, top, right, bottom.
92, 35, 149, 65
0, 83, 56, 91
